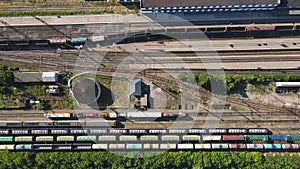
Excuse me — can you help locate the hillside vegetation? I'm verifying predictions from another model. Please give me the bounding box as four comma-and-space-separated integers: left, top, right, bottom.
0, 151, 299, 169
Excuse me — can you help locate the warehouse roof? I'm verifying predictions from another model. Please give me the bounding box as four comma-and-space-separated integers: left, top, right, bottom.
141, 0, 280, 8
14, 72, 59, 83
14, 72, 42, 83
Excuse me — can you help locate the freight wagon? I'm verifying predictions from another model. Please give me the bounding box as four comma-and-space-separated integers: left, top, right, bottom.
126, 144, 143, 150
143, 144, 159, 149
268, 135, 289, 142
244, 135, 268, 142
288, 135, 300, 142
76, 136, 97, 142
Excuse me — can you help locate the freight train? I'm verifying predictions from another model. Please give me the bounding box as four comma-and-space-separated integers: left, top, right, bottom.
0, 23, 297, 50
0, 120, 117, 128
0, 129, 270, 136
1, 143, 300, 151
45, 111, 188, 121
1, 133, 299, 143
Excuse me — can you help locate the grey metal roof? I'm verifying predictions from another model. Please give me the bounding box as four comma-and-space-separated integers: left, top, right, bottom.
141, 0, 280, 8
130, 79, 142, 97
14, 72, 42, 83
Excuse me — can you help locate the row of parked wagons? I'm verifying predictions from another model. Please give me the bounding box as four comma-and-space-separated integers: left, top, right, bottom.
1, 143, 299, 151
0, 121, 117, 128
0, 127, 269, 135
0, 135, 300, 142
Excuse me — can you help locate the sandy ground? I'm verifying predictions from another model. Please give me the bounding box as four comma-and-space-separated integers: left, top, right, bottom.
246, 86, 300, 108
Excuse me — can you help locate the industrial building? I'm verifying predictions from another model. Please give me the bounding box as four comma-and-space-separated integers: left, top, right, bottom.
14, 72, 59, 83
129, 79, 150, 110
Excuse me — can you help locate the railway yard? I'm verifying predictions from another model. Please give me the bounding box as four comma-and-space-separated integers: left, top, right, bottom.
1, 9, 300, 152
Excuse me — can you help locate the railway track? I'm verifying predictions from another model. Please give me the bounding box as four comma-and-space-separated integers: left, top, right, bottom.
142, 72, 300, 113
3, 49, 300, 72
1, 48, 300, 113
0, 112, 45, 118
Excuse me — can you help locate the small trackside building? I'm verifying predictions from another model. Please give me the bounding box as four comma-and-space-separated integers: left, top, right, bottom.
42, 72, 59, 82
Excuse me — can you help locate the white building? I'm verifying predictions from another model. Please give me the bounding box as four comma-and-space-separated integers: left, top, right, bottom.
42, 72, 59, 82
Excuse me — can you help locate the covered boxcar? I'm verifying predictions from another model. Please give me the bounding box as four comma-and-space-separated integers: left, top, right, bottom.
56, 136, 75, 142
14, 136, 33, 142
264, 144, 281, 149
48, 38, 67, 45
246, 144, 264, 150
98, 136, 117, 141
177, 144, 194, 149
36, 136, 54, 142
182, 135, 201, 142
0, 136, 13, 142
143, 144, 159, 149
211, 144, 229, 149
92, 144, 108, 149
222, 135, 244, 141
15, 144, 32, 150
244, 135, 268, 141
194, 144, 211, 149
119, 136, 138, 141
76, 136, 97, 142
140, 135, 159, 141
126, 144, 143, 150
268, 135, 289, 141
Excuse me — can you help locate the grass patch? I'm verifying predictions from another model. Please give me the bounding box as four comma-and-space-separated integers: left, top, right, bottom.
0, 10, 138, 17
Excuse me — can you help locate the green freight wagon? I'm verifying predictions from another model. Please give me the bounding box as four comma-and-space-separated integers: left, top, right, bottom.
76, 136, 97, 142
288, 135, 300, 141
0, 136, 13, 142
244, 135, 268, 141
57, 136, 75, 142
36, 136, 54, 142
14, 136, 33, 142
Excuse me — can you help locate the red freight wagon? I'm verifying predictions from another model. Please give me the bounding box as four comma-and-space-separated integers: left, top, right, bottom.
222, 135, 244, 141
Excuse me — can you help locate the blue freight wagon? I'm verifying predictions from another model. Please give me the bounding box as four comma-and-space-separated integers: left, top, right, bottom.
15, 144, 33, 150
264, 144, 281, 149
70, 37, 87, 45
268, 135, 288, 141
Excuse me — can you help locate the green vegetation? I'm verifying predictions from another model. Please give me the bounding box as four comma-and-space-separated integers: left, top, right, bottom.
178, 73, 300, 94
0, 0, 139, 17
0, 10, 139, 17
0, 151, 299, 168
0, 65, 74, 110
165, 86, 180, 94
